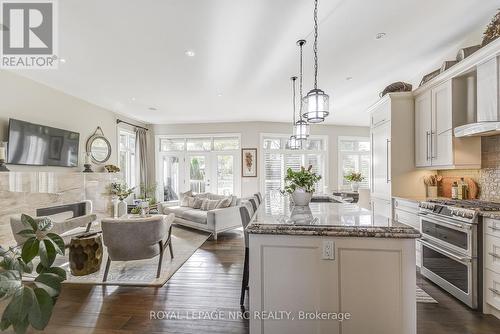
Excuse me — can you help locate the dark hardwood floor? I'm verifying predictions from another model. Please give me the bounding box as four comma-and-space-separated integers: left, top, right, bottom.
25, 229, 500, 333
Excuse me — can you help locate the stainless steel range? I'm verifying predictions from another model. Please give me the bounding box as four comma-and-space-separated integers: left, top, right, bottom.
418, 199, 500, 309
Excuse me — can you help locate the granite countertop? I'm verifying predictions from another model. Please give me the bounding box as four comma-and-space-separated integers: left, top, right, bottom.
246, 200, 421, 239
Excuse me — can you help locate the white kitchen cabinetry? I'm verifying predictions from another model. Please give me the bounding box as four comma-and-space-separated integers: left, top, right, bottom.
249, 234, 417, 334
393, 198, 421, 267
484, 217, 500, 320
369, 93, 429, 219
414, 79, 481, 169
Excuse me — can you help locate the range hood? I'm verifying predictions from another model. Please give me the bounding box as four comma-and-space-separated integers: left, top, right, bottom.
454, 56, 500, 138
454, 122, 500, 137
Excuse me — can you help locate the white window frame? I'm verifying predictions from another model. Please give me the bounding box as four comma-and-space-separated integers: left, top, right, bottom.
118, 128, 137, 188
337, 136, 371, 191
259, 133, 329, 196
155, 133, 242, 201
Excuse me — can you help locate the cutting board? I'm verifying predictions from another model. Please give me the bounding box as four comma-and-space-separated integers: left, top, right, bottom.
440, 177, 478, 199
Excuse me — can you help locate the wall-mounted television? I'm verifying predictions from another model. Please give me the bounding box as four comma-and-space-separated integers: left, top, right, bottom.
7, 119, 79, 167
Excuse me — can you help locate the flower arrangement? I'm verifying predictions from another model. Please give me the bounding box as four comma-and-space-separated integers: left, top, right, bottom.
282, 165, 322, 194
110, 182, 134, 201
344, 172, 364, 183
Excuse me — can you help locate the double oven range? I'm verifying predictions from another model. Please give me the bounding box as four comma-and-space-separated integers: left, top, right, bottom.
418, 199, 500, 309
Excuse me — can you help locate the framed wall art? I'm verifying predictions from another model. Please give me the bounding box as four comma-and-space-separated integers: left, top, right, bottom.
242, 148, 257, 177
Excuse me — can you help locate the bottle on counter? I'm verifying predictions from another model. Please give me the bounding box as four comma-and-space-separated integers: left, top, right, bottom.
457, 179, 463, 200
460, 177, 469, 199
451, 182, 459, 200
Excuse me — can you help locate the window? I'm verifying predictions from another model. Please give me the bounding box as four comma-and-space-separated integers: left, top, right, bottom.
119, 130, 136, 188
338, 137, 370, 190
261, 134, 327, 203
156, 134, 241, 200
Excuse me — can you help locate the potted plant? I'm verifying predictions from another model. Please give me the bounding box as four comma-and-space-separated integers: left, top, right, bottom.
0, 214, 66, 334
282, 165, 322, 206
344, 172, 364, 192
110, 182, 135, 218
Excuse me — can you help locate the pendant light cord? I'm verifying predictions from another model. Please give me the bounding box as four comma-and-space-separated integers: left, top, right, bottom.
291, 77, 296, 126
313, 0, 319, 90
299, 41, 304, 121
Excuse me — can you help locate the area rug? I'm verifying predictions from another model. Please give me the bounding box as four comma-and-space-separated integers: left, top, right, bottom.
416, 286, 438, 303
27, 226, 210, 287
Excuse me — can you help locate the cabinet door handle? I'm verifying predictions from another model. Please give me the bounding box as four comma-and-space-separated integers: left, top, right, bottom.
489, 287, 500, 296
426, 131, 430, 161
431, 131, 437, 159
386, 139, 391, 183
488, 225, 500, 232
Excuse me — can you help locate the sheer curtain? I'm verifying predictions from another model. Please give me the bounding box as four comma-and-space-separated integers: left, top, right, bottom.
135, 128, 148, 191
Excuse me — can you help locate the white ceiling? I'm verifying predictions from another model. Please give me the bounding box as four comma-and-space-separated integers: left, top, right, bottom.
15, 0, 500, 126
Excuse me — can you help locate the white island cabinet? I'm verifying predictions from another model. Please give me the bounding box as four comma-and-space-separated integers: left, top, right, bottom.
247, 201, 420, 334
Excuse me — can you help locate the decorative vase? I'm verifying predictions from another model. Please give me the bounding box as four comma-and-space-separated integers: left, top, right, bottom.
427, 185, 438, 198
291, 188, 313, 206
112, 197, 119, 218
350, 182, 360, 192
117, 199, 127, 218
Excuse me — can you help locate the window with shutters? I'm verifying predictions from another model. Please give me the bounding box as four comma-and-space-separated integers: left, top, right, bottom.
338, 136, 370, 190
261, 134, 327, 202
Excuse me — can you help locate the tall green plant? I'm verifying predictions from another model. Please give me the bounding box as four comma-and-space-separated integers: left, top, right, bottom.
281, 165, 322, 194
0, 214, 66, 334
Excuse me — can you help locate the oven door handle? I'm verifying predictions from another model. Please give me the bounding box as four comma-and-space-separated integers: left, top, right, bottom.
418, 213, 472, 230
420, 239, 472, 263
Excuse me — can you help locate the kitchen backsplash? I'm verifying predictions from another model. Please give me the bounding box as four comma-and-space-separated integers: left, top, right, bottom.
438, 135, 500, 202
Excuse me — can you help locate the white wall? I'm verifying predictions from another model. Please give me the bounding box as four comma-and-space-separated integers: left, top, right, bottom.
0, 71, 147, 173
153, 122, 369, 197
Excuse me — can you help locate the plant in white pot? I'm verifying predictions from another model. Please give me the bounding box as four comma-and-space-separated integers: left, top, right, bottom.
110, 182, 135, 218
344, 172, 364, 192
282, 165, 322, 206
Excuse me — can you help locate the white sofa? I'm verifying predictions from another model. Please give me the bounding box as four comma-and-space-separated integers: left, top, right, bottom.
158, 193, 241, 240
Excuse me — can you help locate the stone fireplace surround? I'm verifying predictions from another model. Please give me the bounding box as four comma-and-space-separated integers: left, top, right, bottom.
0, 172, 122, 245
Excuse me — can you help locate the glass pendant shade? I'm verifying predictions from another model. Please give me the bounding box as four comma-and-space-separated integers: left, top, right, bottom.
302, 88, 330, 123
294, 119, 310, 140
288, 135, 300, 150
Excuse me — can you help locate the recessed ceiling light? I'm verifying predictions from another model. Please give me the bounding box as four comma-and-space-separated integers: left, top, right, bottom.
148, 107, 158, 111
185, 50, 196, 57
375, 32, 387, 40
217, 93, 223, 97
346, 76, 353, 81
131, 97, 136, 101
59, 58, 66, 63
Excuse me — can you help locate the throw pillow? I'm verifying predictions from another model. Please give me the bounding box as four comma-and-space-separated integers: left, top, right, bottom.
200, 198, 209, 211
202, 199, 220, 211
215, 197, 232, 209
181, 196, 196, 207
180, 190, 193, 200
192, 198, 204, 209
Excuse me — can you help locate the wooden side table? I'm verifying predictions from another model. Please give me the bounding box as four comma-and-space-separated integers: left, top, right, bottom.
69, 232, 103, 276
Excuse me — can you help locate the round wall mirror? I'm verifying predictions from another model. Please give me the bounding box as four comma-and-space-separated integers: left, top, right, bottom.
86, 127, 111, 164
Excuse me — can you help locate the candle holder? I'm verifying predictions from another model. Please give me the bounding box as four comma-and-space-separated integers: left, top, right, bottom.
83, 164, 93, 173
82, 152, 93, 173
0, 142, 8, 172
0, 159, 9, 172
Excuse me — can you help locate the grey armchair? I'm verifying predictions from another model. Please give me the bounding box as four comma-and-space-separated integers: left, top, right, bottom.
101, 214, 175, 281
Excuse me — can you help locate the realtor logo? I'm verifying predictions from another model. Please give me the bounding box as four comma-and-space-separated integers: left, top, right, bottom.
1, 0, 58, 69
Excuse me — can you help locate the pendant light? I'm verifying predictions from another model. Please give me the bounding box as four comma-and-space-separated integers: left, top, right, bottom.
288, 76, 300, 150
302, 0, 330, 123
294, 39, 310, 141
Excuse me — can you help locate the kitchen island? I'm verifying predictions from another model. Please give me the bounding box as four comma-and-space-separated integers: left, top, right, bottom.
247, 200, 420, 334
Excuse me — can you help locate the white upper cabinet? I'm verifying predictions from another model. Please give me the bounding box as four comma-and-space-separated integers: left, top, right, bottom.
369, 93, 428, 202
414, 79, 481, 169
371, 121, 391, 199
415, 91, 432, 167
